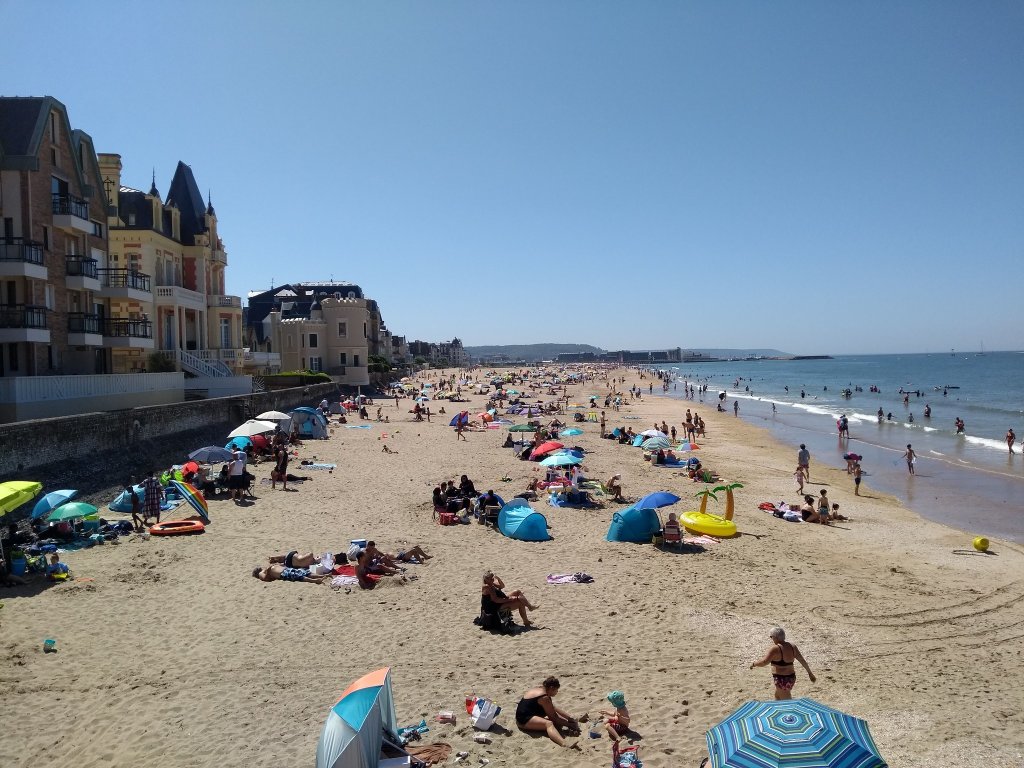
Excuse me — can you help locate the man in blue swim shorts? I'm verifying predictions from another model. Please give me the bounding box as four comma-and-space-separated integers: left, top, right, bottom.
251, 564, 327, 584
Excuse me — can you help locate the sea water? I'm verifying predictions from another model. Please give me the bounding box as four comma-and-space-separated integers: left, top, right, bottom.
654, 352, 1024, 542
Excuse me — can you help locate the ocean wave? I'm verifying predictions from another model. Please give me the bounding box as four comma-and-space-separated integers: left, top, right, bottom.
963, 435, 1011, 451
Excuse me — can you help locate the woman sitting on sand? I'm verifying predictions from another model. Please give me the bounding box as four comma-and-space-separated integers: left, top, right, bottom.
482, 571, 538, 627
515, 676, 581, 748
605, 474, 624, 501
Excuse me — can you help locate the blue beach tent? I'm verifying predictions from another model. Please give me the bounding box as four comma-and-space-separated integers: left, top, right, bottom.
291, 407, 329, 439
498, 499, 551, 542
606, 506, 662, 543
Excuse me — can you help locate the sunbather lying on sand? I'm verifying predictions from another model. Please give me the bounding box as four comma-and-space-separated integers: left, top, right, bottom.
252, 563, 327, 584
366, 541, 432, 568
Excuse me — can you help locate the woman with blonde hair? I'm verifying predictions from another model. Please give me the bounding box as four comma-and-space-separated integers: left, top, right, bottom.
750, 626, 816, 699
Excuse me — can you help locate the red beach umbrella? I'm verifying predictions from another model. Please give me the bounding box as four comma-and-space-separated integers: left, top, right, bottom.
531, 440, 565, 458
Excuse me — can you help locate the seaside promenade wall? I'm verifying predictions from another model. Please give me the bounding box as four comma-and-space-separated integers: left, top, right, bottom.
0, 383, 338, 488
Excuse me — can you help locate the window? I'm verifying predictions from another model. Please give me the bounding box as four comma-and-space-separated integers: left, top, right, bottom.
92, 221, 103, 238
354, 354, 360, 367
220, 318, 231, 348
128, 213, 136, 226
339, 352, 347, 366
42, 226, 49, 250
363, 322, 367, 339
3, 218, 12, 241
45, 285, 55, 310
309, 356, 322, 372
49, 112, 57, 141
308, 333, 318, 348
8, 343, 19, 372
51, 148, 57, 166
338, 321, 347, 338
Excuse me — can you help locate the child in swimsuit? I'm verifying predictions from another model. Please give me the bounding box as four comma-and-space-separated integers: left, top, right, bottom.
599, 690, 631, 741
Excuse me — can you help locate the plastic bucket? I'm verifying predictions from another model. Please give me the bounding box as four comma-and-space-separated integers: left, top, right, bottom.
10, 557, 27, 576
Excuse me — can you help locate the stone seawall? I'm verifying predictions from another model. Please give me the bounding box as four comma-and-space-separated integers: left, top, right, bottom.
0, 383, 339, 498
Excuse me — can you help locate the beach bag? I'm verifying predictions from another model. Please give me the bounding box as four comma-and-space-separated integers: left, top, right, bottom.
470, 697, 501, 730
439, 512, 459, 526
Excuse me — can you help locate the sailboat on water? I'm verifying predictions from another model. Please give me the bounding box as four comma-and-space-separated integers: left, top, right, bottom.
977, 341, 986, 356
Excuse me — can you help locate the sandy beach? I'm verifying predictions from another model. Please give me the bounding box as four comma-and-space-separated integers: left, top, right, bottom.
2, 367, 1022, 768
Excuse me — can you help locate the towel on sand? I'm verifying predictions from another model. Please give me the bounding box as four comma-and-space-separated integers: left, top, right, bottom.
547, 573, 595, 584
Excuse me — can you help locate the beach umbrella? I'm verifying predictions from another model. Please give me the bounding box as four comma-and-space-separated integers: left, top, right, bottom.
415, 395, 429, 402
540, 452, 584, 467
47, 501, 98, 523
190, 446, 234, 464
227, 419, 277, 438
316, 667, 399, 768
636, 491, 681, 509
182, 461, 200, 475
0, 481, 43, 516
449, 411, 470, 427
256, 410, 291, 420
531, 440, 565, 458
641, 429, 668, 438
676, 441, 701, 451
509, 424, 536, 433
560, 428, 583, 437
225, 436, 253, 451
706, 698, 886, 768
642, 436, 672, 451
31, 489, 78, 520
171, 481, 210, 523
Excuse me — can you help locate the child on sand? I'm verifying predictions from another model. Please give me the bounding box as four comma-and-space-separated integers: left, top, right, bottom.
599, 690, 631, 741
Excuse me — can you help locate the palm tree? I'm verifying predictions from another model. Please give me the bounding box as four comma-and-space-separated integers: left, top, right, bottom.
713, 482, 744, 521
695, 488, 719, 514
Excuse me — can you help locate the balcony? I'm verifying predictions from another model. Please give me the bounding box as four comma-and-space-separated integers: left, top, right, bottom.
207, 293, 241, 308
102, 317, 154, 349
243, 349, 281, 371
211, 248, 227, 265
65, 256, 101, 291
0, 238, 48, 280
154, 284, 205, 311
67, 312, 103, 346
0, 304, 50, 344
97, 268, 152, 302
52, 193, 93, 234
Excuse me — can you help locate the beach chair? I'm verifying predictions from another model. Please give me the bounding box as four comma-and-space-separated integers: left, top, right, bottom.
586, 411, 599, 422
475, 595, 515, 634
662, 519, 683, 550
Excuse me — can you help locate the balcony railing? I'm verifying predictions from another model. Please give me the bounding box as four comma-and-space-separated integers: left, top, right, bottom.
0, 238, 45, 265
68, 313, 102, 335
0, 304, 48, 329
65, 256, 98, 278
104, 318, 153, 338
98, 268, 151, 292
52, 192, 90, 219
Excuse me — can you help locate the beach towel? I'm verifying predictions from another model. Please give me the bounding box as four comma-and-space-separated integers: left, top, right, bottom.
546, 572, 595, 584
344, 425, 372, 429
684, 535, 721, 546
405, 743, 452, 766
306, 463, 336, 470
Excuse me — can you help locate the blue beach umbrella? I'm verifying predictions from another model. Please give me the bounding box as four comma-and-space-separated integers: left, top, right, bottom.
706, 698, 887, 768
636, 491, 681, 509
225, 436, 252, 451
190, 446, 234, 464
560, 428, 583, 437
540, 452, 584, 467
32, 489, 78, 520
316, 667, 399, 768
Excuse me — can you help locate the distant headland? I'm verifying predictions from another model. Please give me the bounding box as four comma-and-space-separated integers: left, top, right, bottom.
465, 344, 831, 364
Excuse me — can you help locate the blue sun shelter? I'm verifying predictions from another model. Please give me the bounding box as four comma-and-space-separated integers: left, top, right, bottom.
498, 498, 551, 541
291, 407, 328, 439
606, 506, 662, 543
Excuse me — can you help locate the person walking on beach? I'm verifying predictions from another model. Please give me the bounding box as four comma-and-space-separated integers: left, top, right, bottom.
794, 466, 806, 494
750, 627, 815, 700
853, 462, 863, 495
797, 444, 810, 481
733, 401, 739, 416
1007, 428, 1016, 454
903, 444, 917, 475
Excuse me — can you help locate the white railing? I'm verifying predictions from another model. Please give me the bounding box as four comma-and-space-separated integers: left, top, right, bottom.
243, 350, 281, 367
160, 348, 223, 378
208, 294, 241, 308
0, 372, 183, 404
195, 348, 242, 364
154, 285, 205, 306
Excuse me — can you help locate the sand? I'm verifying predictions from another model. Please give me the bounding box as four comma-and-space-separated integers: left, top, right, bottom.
2, 367, 1023, 768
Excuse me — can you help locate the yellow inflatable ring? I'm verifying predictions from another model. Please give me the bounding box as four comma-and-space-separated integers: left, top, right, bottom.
680, 511, 737, 538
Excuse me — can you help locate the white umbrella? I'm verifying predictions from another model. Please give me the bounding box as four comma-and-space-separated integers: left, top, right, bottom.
640, 429, 668, 438
228, 419, 278, 438
256, 410, 291, 420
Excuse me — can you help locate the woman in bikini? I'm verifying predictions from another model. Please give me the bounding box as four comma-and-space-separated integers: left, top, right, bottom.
515, 676, 580, 747
482, 572, 538, 626
750, 626, 816, 699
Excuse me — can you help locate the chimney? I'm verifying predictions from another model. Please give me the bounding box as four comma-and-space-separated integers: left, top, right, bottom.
97, 153, 122, 220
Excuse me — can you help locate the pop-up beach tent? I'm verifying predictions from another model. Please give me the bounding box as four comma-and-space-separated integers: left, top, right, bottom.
498, 498, 551, 542
316, 667, 403, 768
291, 407, 328, 439
606, 506, 662, 543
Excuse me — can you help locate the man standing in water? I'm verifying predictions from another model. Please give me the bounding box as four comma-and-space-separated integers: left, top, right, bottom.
797, 444, 811, 481
903, 444, 917, 475
1008, 428, 1017, 454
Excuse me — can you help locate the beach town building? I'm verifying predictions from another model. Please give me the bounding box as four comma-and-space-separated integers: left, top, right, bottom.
246, 282, 400, 386
407, 338, 467, 367
97, 154, 244, 376
0, 96, 115, 379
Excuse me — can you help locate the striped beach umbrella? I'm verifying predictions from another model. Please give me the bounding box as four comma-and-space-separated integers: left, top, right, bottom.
706, 698, 886, 768
171, 480, 210, 523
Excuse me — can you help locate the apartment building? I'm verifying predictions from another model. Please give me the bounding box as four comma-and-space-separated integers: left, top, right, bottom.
0, 96, 118, 377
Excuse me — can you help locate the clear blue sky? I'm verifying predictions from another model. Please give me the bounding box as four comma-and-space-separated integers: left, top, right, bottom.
4, 1, 1022, 355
